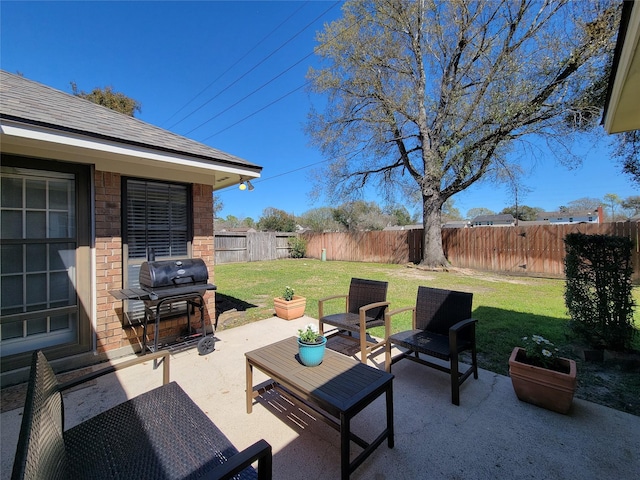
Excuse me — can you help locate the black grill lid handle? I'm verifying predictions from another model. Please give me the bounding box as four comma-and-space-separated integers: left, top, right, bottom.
171, 275, 197, 285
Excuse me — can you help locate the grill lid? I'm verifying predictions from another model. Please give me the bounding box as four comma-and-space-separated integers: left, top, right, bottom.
139, 258, 209, 289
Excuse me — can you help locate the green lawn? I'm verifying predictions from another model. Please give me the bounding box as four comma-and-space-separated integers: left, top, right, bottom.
214, 259, 640, 377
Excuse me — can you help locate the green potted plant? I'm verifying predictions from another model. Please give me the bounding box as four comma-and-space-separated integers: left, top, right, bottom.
297, 323, 327, 366
509, 335, 577, 414
273, 286, 306, 320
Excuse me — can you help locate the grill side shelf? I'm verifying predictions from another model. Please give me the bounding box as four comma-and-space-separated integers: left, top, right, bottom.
109, 288, 152, 301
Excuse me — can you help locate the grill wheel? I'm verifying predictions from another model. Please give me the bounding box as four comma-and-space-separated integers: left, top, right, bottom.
197, 336, 216, 355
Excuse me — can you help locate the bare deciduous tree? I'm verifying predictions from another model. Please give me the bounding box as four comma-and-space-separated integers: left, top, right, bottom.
306, 0, 618, 266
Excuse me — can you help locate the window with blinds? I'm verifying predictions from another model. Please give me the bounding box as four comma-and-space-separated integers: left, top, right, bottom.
123, 178, 192, 321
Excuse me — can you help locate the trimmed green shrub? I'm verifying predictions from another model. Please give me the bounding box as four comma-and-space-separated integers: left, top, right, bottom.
288, 236, 307, 258
564, 233, 636, 351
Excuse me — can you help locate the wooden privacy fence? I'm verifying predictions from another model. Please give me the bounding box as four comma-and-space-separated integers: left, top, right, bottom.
214, 232, 297, 264
302, 230, 422, 264
302, 222, 640, 281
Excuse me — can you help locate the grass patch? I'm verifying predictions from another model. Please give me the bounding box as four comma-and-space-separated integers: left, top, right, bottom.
214, 259, 640, 414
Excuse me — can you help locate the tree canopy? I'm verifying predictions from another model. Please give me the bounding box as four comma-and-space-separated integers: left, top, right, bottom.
564, 197, 602, 211
71, 82, 141, 117
307, 0, 618, 266
466, 208, 495, 220
257, 207, 296, 232
616, 131, 640, 185
500, 205, 543, 222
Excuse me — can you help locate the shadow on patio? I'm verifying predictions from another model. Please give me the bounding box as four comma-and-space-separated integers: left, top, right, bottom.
2, 315, 639, 479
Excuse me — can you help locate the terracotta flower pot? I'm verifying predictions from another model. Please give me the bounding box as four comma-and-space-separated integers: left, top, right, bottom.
508, 347, 577, 414
273, 295, 306, 320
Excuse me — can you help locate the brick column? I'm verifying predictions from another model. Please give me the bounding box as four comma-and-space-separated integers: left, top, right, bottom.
192, 184, 216, 327
94, 171, 124, 353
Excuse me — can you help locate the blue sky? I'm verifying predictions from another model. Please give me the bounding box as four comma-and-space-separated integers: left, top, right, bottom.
2, 1, 637, 221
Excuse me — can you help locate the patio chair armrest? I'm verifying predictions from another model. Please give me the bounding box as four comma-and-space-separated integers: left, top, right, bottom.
359, 300, 390, 314
449, 317, 477, 334
318, 294, 349, 319
199, 439, 273, 480
58, 350, 170, 392
449, 318, 477, 354
318, 293, 348, 304
384, 306, 415, 319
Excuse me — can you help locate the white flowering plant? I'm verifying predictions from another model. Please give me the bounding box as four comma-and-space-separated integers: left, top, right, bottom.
283, 286, 295, 301
520, 335, 560, 368
298, 323, 322, 344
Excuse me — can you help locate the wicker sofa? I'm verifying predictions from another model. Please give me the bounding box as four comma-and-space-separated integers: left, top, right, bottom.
11, 350, 272, 480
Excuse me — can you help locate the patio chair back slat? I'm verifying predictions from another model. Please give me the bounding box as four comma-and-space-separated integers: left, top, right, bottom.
348, 278, 388, 320
416, 286, 473, 339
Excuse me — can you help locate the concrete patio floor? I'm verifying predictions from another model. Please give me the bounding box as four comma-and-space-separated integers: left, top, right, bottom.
2, 315, 639, 479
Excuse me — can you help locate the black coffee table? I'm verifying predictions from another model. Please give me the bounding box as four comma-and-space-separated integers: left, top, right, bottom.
245, 337, 394, 479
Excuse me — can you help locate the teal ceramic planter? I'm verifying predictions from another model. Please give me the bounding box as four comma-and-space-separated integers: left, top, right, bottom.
297, 336, 327, 367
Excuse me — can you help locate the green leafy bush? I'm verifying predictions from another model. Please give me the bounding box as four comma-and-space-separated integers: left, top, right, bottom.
282, 286, 295, 301
564, 233, 636, 351
288, 236, 307, 258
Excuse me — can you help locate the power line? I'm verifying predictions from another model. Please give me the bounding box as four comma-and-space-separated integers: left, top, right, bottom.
202, 82, 307, 140
161, 1, 309, 128
168, 1, 340, 132
215, 146, 367, 195
215, 157, 331, 196
187, 51, 314, 137
199, 16, 364, 139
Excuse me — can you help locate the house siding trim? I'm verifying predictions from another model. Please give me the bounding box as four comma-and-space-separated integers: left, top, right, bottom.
1, 120, 259, 182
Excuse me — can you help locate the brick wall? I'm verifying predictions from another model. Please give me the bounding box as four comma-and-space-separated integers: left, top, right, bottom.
192, 183, 216, 326
95, 171, 123, 353
94, 172, 216, 354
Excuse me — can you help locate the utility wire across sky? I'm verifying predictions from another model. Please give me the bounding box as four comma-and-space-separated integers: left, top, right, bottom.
166, 1, 340, 134
161, 1, 309, 128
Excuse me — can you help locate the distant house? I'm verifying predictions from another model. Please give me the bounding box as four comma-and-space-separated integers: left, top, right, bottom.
536, 207, 604, 225
0, 71, 262, 382
217, 227, 258, 233
442, 221, 471, 229
470, 214, 515, 227
383, 224, 423, 231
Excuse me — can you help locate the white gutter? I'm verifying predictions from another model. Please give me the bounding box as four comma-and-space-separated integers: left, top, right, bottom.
604, 3, 640, 134
0, 120, 261, 186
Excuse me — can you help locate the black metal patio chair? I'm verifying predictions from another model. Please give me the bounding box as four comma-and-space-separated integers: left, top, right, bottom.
384, 286, 478, 405
318, 277, 390, 364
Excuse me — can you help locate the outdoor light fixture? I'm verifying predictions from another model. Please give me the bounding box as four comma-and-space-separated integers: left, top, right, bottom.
238, 178, 255, 191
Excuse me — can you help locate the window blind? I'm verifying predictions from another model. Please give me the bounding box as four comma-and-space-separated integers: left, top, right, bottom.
124, 179, 190, 322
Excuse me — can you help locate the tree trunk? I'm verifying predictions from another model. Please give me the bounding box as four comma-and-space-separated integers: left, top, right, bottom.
420, 196, 448, 267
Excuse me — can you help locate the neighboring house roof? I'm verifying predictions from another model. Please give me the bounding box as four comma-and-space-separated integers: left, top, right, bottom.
0, 71, 261, 188
382, 224, 423, 230
470, 214, 514, 224
442, 221, 470, 229
603, 0, 640, 133
516, 220, 552, 226
536, 210, 600, 219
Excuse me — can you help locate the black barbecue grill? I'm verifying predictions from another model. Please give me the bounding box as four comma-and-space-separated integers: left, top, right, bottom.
110, 258, 217, 360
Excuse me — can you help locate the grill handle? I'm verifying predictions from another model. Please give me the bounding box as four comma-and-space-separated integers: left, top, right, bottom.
171, 275, 197, 285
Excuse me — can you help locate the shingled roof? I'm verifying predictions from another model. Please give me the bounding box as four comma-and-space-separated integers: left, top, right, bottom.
0, 70, 261, 173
